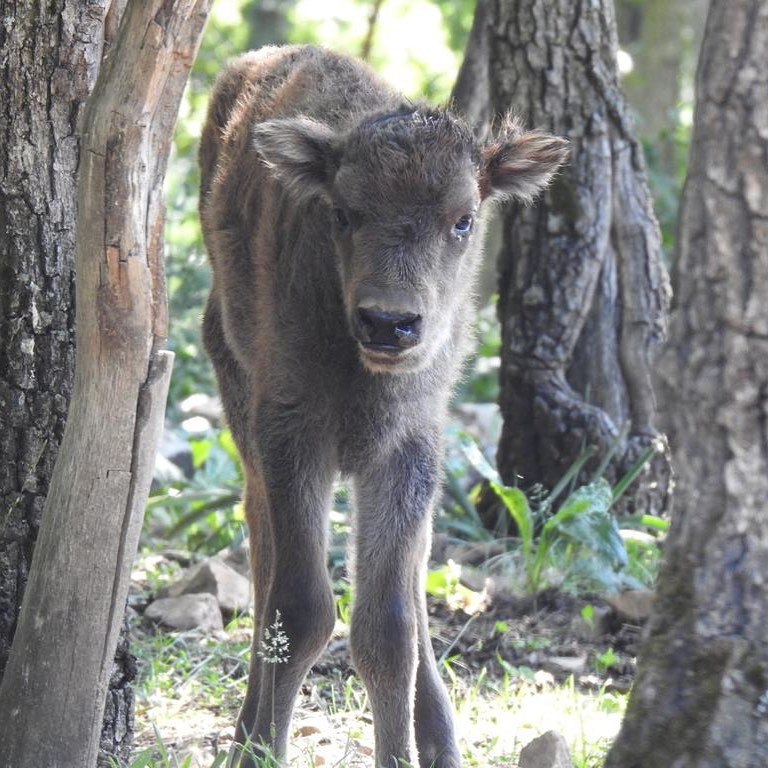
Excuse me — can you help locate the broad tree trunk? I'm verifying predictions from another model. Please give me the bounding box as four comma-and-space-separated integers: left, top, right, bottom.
484, 0, 671, 506
605, 1, 768, 764
0, 2, 136, 762
0, 3, 210, 766
0, 0, 105, 683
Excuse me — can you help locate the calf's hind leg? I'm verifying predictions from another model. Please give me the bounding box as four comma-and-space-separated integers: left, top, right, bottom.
233, 465, 273, 750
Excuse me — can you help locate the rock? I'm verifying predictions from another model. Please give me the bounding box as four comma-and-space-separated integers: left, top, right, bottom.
144, 594, 224, 632
546, 654, 588, 676
604, 590, 655, 623
220, 541, 251, 579
518, 731, 574, 768
159, 557, 251, 616
179, 393, 224, 425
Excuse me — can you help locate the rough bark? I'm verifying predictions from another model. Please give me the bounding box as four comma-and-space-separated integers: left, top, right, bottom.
0, 2, 135, 762
0, 0, 107, 682
0, 2, 210, 766
605, 1, 768, 764
487, 0, 672, 506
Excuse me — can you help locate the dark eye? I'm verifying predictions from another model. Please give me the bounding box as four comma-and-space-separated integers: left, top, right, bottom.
333, 208, 350, 231
453, 215, 473, 236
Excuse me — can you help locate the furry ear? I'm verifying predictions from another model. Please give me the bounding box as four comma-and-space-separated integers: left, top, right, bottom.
252, 117, 342, 202
480, 115, 569, 203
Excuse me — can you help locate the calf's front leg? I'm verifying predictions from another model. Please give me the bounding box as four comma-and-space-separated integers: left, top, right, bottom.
233, 405, 337, 767
351, 436, 460, 768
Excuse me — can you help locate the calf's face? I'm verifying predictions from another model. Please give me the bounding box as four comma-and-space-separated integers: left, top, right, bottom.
253, 110, 567, 373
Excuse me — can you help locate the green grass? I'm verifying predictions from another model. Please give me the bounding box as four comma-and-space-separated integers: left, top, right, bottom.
127, 612, 626, 768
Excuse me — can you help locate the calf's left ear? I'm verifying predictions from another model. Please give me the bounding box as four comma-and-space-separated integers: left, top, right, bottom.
252, 116, 342, 203
480, 115, 569, 203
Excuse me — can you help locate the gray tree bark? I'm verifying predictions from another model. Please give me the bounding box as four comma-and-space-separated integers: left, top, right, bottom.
605, 0, 768, 764
0, 2, 210, 766
485, 0, 672, 506
0, 0, 106, 682
0, 2, 135, 763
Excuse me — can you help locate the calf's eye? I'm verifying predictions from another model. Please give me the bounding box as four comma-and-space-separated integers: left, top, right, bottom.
333, 207, 350, 231
453, 215, 473, 236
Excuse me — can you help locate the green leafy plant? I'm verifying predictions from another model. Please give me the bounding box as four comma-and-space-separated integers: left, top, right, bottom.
456, 433, 663, 596
594, 647, 619, 672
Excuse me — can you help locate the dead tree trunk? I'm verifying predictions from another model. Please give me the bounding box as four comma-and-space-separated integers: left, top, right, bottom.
485, 0, 672, 506
0, 2, 210, 766
605, 0, 768, 764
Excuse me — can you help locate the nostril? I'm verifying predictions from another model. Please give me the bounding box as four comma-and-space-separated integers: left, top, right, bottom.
393, 317, 422, 348
356, 308, 377, 341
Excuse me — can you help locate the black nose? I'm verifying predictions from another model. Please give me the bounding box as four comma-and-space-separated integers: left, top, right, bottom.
356, 307, 422, 351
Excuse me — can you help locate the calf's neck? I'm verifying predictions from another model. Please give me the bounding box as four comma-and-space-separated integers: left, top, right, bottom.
199, 45, 567, 768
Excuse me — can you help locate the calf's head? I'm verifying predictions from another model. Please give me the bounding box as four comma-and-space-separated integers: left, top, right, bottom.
253, 108, 567, 373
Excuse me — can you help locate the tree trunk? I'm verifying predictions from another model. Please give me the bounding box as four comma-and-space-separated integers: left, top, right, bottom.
0, 0, 105, 683
0, 2, 210, 766
486, 0, 672, 507
605, 1, 768, 764
0, 2, 135, 762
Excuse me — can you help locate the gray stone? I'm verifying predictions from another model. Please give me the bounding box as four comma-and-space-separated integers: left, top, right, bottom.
179, 393, 224, 425
518, 731, 574, 768
145, 594, 224, 632
546, 654, 588, 676
604, 590, 655, 623
159, 556, 251, 616
220, 541, 251, 579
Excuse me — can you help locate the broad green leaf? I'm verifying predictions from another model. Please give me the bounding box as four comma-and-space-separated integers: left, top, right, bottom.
189, 437, 212, 470
458, 433, 500, 483
491, 483, 533, 554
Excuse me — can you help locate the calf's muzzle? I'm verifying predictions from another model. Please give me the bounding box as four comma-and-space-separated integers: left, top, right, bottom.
355, 307, 422, 351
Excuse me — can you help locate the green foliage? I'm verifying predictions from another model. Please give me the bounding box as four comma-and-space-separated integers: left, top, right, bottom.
594, 647, 619, 673
454, 434, 663, 597
146, 428, 244, 554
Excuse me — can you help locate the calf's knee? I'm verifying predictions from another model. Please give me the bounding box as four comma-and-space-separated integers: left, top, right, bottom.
350, 591, 417, 687
265, 574, 335, 665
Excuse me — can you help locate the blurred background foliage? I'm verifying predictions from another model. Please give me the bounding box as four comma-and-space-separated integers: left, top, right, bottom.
155, 0, 703, 594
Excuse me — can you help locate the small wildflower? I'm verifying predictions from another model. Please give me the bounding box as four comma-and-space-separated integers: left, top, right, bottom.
258, 609, 291, 664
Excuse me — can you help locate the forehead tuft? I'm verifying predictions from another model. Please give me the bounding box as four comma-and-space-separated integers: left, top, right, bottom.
337, 108, 480, 205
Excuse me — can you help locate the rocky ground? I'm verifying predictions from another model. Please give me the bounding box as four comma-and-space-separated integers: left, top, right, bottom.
128, 539, 653, 768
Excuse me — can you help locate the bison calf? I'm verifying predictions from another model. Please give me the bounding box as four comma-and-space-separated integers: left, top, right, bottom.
199, 45, 566, 768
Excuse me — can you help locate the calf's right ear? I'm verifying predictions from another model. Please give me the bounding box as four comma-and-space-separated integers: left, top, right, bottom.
252, 117, 341, 203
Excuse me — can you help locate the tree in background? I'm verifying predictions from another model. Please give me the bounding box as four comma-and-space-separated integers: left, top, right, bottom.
460, 0, 673, 511
605, 0, 768, 762
615, 0, 708, 250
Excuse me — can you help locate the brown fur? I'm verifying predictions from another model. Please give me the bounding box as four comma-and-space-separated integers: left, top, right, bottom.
199, 45, 567, 768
